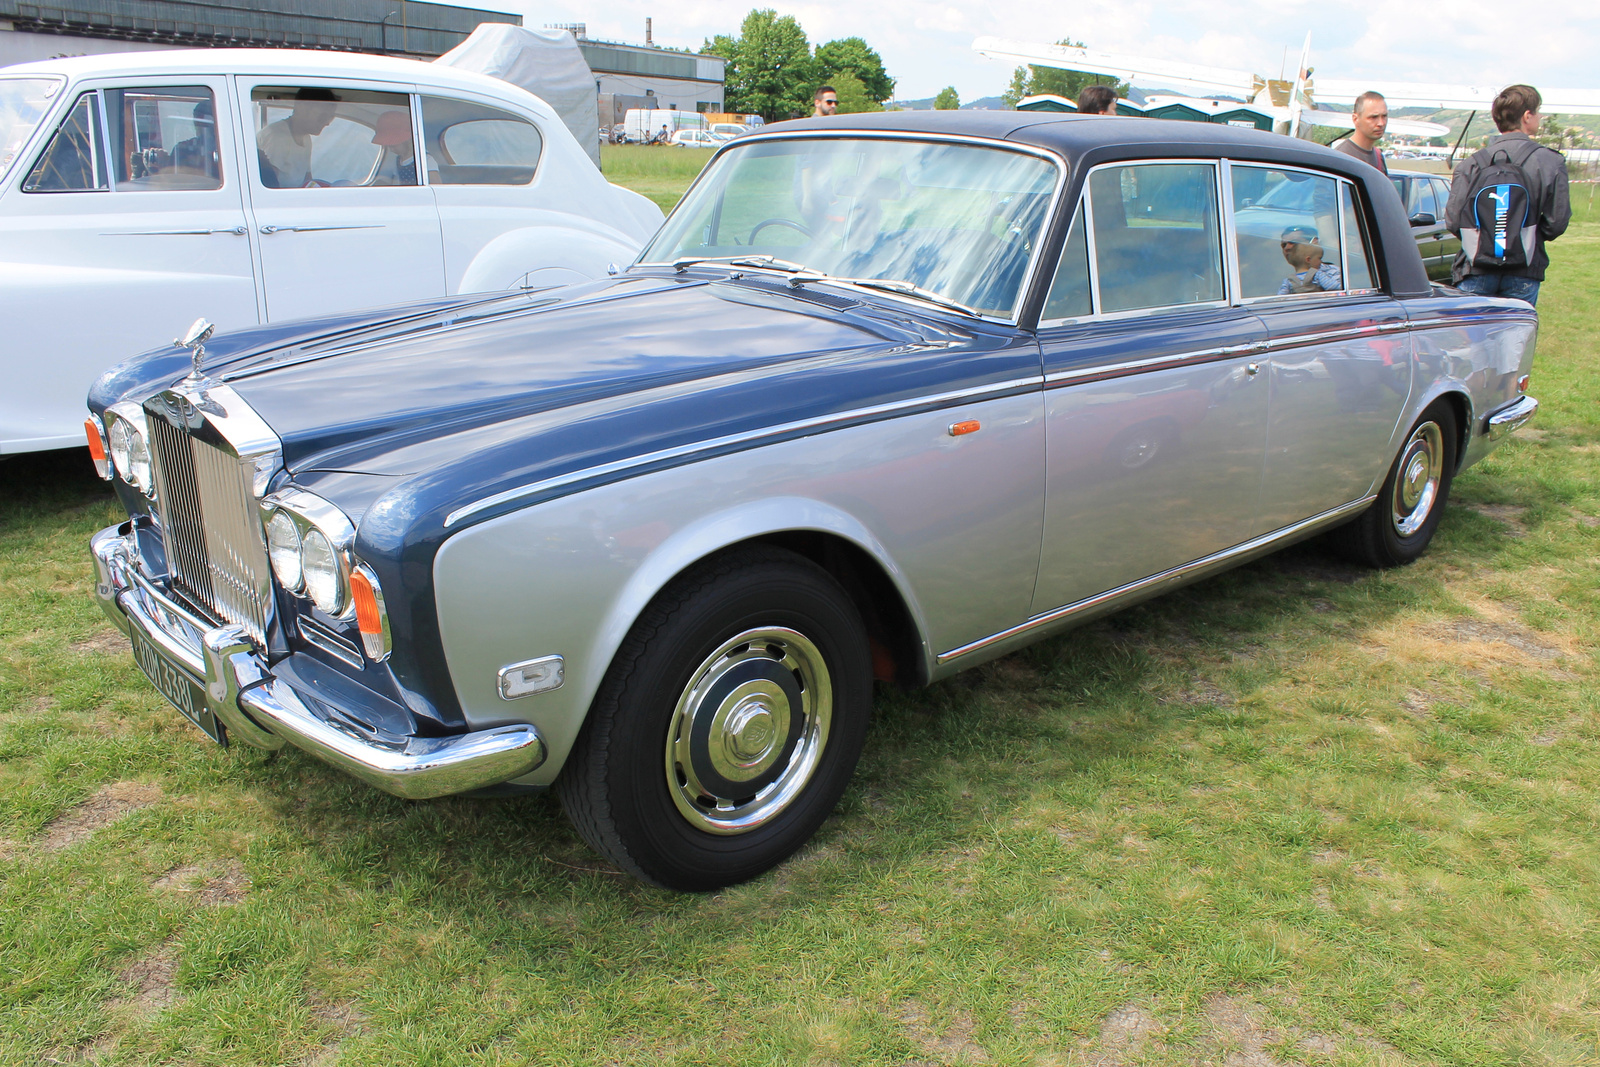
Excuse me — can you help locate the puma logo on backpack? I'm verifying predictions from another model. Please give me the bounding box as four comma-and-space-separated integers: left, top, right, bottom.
1460, 142, 1541, 271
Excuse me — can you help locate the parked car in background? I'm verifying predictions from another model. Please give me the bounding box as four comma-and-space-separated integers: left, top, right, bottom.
88, 112, 1538, 891
709, 122, 750, 142
1390, 169, 1462, 282
669, 129, 718, 149
0, 49, 663, 454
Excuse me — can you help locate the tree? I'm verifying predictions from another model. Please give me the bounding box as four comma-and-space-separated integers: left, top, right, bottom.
831, 72, 883, 114
933, 86, 960, 110
1000, 38, 1128, 109
815, 37, 895, 104
703, 9, 817, 121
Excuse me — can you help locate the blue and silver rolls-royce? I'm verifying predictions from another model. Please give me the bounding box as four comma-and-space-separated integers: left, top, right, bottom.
86, 112, 1539, 890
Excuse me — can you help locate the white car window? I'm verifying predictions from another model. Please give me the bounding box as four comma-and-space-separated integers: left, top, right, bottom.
105, 86, 221, 191
22, 91, 107, 193
250, 86, 413, 188
422, 96, 541, 185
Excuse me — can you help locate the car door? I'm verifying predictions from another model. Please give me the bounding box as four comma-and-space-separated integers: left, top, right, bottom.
236, 79, 445, 322
1031, 161, 1270, 617
1405, 174, 1450, 279
1, 77, 256, 452
1228, 164, 1412, 531
1430, 177, 1462, 276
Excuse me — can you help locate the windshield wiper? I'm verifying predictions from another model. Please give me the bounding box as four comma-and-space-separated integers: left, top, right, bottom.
671, 254, 809, 274
786, 272, 981, 318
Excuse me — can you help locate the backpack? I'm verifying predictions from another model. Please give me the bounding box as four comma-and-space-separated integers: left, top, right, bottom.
1460, 140, 1541, 271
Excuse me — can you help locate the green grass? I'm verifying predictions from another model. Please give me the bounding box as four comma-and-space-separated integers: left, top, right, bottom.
2, 198, 1599, 1066
601, 143, 713, 213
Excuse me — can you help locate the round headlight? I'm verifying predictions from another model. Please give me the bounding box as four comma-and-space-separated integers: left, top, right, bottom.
301, 528, 346, 616
108, 417, 134, 482
128, 430, 153, 496
265, 509, 303, 592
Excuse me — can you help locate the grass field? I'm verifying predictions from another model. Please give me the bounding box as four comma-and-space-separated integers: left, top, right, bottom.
600, 144, 713, 213
1, 186, 1597, 1065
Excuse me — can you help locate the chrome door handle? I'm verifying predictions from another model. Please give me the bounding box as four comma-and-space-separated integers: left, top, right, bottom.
259, 224, 381, 235
102, 226, 247, 236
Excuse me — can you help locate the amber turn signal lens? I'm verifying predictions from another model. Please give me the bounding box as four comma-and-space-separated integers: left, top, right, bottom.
1517, 375, 1531, 394
948, 420, 981, 437
84, 418, 106, 461
349, 567, 381, 636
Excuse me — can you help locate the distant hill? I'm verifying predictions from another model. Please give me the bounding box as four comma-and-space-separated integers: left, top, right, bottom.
888, 95, 1009, 111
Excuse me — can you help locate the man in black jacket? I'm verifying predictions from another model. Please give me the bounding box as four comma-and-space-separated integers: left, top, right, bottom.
1444, 84, 1571, 306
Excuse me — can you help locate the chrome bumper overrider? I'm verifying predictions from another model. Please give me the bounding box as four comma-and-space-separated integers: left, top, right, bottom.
90, 525, 546, 799
1486, 395, 1538, 440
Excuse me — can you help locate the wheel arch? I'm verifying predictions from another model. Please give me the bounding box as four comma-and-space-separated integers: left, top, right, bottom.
455, 224, 642, 295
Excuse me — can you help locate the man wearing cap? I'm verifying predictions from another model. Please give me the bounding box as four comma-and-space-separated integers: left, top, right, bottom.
371, 110, 418, 185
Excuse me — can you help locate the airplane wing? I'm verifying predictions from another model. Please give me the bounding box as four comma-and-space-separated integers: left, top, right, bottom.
1314, 80, 1600, 115
1297, 111, 1452, 138
972, 36, 1258, 99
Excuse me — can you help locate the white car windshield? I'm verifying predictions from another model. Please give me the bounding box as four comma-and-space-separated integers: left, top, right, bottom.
640, 137, 1060, 318
0, 77, 64, 183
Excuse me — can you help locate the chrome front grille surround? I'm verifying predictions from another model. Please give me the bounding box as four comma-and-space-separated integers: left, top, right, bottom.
143, 380, 283, 647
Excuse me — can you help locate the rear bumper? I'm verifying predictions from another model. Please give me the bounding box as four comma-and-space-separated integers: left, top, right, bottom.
1485, 395, 1538, 440
90, 524, 546, 799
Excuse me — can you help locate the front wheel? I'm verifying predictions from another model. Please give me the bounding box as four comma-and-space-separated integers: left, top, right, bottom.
558, 547, 872, 890
1334, 401, 1458, 567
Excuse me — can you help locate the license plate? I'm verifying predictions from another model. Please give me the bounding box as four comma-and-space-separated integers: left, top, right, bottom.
129, 628, 225, 745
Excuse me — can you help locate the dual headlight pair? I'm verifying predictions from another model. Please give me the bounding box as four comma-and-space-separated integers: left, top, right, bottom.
94, 403, 155, 496
262, 489, 391, 662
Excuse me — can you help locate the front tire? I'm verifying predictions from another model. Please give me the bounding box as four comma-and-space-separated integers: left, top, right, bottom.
1335, 401, 1458, 567
558, 547, 872, 891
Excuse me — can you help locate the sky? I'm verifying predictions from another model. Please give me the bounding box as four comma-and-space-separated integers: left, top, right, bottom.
488, 0, 1600, 104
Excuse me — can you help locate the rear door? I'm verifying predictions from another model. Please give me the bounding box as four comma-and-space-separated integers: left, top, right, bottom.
1031, 161, 1270, 616
234, 78, 445, 321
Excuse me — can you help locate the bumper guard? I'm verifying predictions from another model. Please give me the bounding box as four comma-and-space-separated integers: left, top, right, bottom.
90, 525, 546, 799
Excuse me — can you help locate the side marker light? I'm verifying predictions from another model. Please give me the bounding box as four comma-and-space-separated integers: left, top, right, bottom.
948, 420, 981, 437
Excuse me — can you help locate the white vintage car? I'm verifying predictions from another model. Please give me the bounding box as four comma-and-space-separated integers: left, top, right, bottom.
0, 49, 663, 454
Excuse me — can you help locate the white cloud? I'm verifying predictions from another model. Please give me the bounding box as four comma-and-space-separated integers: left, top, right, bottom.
495, 0, 1600, 102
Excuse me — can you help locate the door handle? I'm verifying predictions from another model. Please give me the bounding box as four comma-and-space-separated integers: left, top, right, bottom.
1246, 363, 1260, 376
259, 224, 382, 235
102, 226, 247, 236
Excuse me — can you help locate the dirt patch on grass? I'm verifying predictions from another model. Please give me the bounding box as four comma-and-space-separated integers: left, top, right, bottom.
40, 782, 161, 851
1426, 618, 1562, 660
1400, 689, 1437, 719
113, 939, 180, 1013
1468, 504, 1529, 537
897, 1000, 990, 1063
1170, 677, 1235, 707
69, 630, 129, 656
1073, 1003, 1165, 1065
152, 860, 249, 906
297, 989, 368, 1067
1365, 597, 1573, 678
1203, 995, 1291, 1066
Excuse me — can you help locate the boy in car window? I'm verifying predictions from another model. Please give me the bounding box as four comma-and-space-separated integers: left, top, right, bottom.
1279, 225, 1341, 294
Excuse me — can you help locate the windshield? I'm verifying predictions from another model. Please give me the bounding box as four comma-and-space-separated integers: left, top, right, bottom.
639, 137, 1060, 318
0, 77, 65, 183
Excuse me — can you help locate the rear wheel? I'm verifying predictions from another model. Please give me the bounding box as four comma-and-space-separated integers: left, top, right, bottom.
1334, 402, 1458, 567
558, 547, 872, 891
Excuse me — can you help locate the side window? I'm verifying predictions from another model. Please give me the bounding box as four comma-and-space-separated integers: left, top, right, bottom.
250, 86, 413, 189
1231, 165, 1344, 299
23, 91, 107, 193
422, 96, 542, 185
1431, 179, 1453, 217
1340, 182, 1377, 291
1041, 199, 1091, 321
104, 87, 220, 190
1412, 177, 1438, 220
1089, 163, 1222, 313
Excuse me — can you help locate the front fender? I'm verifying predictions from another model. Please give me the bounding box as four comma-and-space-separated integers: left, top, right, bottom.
432, 489, 931, 788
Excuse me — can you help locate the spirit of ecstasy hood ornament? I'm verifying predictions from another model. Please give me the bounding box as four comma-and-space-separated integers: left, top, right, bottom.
175, 318, 215, 381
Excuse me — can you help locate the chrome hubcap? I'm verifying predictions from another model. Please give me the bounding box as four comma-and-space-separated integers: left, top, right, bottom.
1391, 421, 1443, 537
666, 627, 831, 835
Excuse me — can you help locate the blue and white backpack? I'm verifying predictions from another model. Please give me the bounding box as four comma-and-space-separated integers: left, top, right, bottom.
1460, 141, 1542, 271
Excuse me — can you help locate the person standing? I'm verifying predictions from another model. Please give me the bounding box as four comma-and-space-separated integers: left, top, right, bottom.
1445, 84, 1570, 306
1076, 85, 1117, 115
812, 86, 838, 118
1333, 91, 1388, 173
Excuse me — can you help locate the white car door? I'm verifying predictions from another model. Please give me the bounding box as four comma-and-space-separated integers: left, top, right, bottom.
0, 77, 257, 452
236, 79, 445, 322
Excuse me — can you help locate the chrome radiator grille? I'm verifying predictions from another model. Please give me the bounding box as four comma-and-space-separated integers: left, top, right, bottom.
146, 414, 273, 646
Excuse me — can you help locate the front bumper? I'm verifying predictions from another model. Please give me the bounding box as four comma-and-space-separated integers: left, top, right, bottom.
1485, 394, 1538, 440
90, 524, 546, 799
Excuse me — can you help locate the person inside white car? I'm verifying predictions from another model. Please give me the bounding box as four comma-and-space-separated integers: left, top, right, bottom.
256, 86, 337, 187
369, 109, 420, 185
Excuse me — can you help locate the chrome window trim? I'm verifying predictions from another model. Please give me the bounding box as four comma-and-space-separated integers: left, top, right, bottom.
632, 130, 1069, 326
1225, 162, 1384, 305
1042, 340, 1262, 388
444, 372, 1045, 528
938, 494, 1378, 665
1219, 158, 1244, 307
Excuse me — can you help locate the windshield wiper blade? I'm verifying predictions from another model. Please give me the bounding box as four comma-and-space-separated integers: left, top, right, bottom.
788, 272, 980, 318
671, 254, 809, 273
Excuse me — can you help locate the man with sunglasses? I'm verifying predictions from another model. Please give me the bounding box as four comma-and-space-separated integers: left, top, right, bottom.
813, 86, 838, 118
